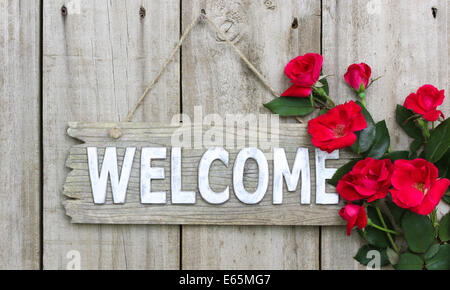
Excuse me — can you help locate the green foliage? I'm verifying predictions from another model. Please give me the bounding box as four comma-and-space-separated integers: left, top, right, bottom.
425, 118, 450, 162
386, 247, 399, 265
352, 102, 376, 154
401, 211, 434, 253
386, 200, 407, 227
424, 243, 440, 261
395, 105, 423, 140
312, 77, 329, 103
425, 244, 450, 270
394, 252, 424, 270
367, 120, 390, 159
436, 149, 450, 180
263, 97, 314, 117
409, 139, 423, 158
438, 212, 450, 242
361, 207, 392, 249
443, 193, 450, 205
383, 151, 409, 162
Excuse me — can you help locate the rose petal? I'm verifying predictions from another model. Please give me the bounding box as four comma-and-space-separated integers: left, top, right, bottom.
281, 84, 312, 98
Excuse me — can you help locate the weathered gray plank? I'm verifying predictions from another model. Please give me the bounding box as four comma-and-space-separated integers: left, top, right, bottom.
321, 0, 449, 269
181, 0, 321, 269
0, 0, 41, 270
63, 122, 350, 225
43, 0, 180, 269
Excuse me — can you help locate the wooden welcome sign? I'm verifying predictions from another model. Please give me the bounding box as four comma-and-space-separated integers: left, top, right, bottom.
63, 121, 354, 225
63, 14, 353, 226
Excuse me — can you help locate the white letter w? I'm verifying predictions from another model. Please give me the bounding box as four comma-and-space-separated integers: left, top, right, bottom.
87, 147, 136, 204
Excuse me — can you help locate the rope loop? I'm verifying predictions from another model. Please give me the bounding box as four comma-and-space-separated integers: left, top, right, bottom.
110, 11, 280, 139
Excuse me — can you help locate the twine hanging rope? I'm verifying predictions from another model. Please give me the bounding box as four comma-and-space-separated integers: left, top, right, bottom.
109, 11, 285, 139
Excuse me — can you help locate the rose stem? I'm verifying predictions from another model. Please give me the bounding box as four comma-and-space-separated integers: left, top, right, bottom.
368, 222, 399, 235
375, 205, 399, 253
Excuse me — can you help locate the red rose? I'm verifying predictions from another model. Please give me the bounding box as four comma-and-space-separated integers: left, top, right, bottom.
308, 101, 367, 153
390, 159, 450, 215
337, 158, 393, 203
344, 63, 372, 91
281, 53, 323, 98
403, 85, 445, 122
339, 204, 368, 236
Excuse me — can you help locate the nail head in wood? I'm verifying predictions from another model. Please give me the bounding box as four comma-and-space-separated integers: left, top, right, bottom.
139, 6, 146, 18
291, 17, 298, 29
61, 5, 68, 16
431, 7, 437, 18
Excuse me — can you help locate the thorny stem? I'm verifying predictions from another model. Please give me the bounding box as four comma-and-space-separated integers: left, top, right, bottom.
366, 76, 383, 89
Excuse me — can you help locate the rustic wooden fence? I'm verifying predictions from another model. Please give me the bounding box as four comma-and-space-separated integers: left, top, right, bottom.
1, 0, 448, 269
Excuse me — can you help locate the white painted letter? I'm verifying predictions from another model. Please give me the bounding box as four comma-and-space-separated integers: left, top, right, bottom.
171, 147, 196, 204
141, 147, 166, 204
233, 148, 269, 204
315, 149, 339, 204
198, 147, 229, 204
273, 148, 311, 204
87, 147, 136, 204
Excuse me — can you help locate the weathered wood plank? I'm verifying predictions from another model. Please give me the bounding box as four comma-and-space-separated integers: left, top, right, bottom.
0, 0, 41, 270
321, 0, 449, 269
181, 0, 322, 269
63, 123, 351, 225
43, 0, 180, 269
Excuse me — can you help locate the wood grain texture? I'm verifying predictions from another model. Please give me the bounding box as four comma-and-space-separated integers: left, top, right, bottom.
0, 0, 41, 270
63, 122, 351, 225
43, 0, 180, 269
181, 0, 322, 269
321, 0, 449, 269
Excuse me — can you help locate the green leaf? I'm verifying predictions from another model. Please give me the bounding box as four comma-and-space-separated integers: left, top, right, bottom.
383, 151, 409, 162
351, 102, 376, 154
401, 211, 435, 253
394, 252, 424, 270
327, 159, 360, 187
363, 207, 391, 248
368, 120, 390, 159
386, 247, 399, 265
395, 105, 423, 140
425, 118, 450, 162
443, 193, 450, 205
313, 76, 329, 102
409, 139, 423, 158
354, 245, 390, 267
318, 108, 329, 115
386, 200, 407, 227
424, 243, 440, 261
425, 244, 450, 270
263, 97, 315, 117
439, 212, 450, 242
436, 149, 450, 179
356, 102, 377, 153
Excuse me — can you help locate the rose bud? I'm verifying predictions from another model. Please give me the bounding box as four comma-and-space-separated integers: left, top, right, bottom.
339, 203, 368, 236
307, 101, 367, 153
390, 159, 450, 215
337, 158, 393, 203
344, 63, 372, 92
403, 84, 445, 122
281, 53, 323, 98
